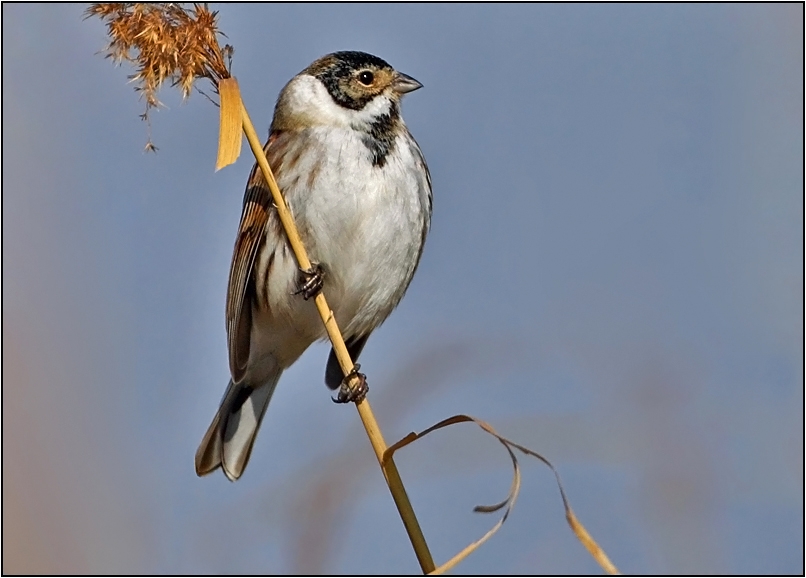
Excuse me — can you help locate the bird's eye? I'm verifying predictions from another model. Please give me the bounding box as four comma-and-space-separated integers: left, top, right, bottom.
358, 70, 374, 86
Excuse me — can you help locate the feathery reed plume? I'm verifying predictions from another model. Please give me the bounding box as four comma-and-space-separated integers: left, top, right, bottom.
86, 3, 232, 149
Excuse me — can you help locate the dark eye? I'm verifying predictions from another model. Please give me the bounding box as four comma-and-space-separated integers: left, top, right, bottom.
358, 70, 374, 85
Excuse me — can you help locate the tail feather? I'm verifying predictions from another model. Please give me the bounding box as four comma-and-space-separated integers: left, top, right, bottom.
195, 371, 281, 481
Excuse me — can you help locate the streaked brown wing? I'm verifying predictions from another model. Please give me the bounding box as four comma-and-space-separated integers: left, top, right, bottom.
226, 135, 279, 383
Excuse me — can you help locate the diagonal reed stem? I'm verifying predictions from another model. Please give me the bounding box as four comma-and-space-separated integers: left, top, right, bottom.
239, 98, 436, 575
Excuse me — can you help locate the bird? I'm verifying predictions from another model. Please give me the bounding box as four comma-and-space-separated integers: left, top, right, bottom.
195, 51, 432, 481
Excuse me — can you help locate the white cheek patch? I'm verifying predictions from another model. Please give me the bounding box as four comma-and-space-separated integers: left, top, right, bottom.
284, 75, 352, 127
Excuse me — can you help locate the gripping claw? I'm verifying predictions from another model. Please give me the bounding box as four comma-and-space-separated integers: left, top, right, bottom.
332, 364, 368, 404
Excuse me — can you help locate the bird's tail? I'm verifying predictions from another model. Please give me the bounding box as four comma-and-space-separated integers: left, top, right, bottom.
195, 370, 282, 481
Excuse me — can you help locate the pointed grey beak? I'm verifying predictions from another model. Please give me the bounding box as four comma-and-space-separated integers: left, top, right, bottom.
392, 72, 423, 94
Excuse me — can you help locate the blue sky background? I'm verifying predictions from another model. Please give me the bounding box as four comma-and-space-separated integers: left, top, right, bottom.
3, 3, 803, 574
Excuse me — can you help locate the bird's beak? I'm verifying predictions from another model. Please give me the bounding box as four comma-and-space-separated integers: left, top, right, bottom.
392, 72, 423, 94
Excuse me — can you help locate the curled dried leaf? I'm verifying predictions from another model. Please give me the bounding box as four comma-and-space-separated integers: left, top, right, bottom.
383, 415, 620, 575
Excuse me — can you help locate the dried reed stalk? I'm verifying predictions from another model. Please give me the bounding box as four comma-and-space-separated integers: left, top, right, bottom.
86, 3, 435, 573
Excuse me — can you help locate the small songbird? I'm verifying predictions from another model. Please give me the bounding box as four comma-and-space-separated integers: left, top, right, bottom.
195, 51, 432, 481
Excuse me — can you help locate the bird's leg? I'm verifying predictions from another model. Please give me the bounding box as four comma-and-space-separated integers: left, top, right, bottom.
293, 263, 324, 300
332, 364, 369, 404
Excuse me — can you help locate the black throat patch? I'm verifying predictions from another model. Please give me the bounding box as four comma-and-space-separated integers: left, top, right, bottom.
361, 100, 400, 168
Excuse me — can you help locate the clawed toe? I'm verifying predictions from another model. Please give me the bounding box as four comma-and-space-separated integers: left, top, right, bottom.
293, 263, 324, 300
332, 364, 368, 404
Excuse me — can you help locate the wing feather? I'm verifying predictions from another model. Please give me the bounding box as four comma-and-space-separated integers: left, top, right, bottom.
226, 134, 282, 383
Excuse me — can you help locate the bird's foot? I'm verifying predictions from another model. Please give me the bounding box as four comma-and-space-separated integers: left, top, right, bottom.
332, 364, 369, 404
293, 263, 324, 300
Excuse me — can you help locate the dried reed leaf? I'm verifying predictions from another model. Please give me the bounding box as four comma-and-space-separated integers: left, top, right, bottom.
384, 415, 620, 575
215, 77, 243, 170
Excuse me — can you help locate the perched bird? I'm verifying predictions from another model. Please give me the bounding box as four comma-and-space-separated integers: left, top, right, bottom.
195, 51, 432, 481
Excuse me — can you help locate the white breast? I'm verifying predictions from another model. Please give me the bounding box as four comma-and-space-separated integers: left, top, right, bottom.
269, 125, 429, 339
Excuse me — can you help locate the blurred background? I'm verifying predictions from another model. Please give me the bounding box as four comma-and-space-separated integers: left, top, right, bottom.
3, 3, 803, 574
